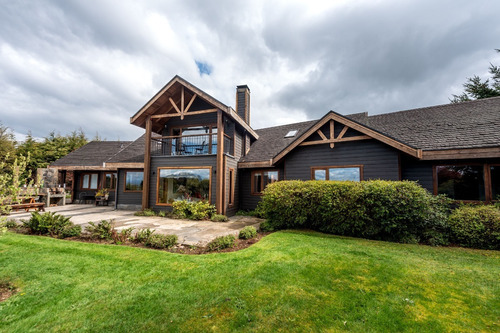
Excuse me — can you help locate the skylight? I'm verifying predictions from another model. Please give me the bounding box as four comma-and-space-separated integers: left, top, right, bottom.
285, 130, 298, 138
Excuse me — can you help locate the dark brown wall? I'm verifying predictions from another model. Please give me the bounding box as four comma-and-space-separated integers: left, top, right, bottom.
116, 169, 143, 210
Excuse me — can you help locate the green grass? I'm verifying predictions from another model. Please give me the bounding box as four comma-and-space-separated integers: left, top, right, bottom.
0, 231, 498, 332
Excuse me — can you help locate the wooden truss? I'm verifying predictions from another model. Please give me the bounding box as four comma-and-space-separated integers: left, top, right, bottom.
151, 86, 218, 120
299, 120, 371, 148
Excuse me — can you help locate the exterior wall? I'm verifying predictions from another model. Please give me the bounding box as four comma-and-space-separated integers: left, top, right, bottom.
239, 167, 285, 211
148, 155, 217, 211
116, 169, 143, 210
284, 140, 400, 181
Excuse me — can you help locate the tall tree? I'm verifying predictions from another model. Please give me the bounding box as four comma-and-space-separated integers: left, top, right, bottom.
0, 122, 16, 173
450, 49, 500, 103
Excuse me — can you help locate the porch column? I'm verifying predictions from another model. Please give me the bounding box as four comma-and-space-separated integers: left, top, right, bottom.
142, 115, 152, 210
216, 110, 225, 214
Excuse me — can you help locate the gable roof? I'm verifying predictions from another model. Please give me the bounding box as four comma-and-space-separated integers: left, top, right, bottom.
130, 75, 258, 139
50, 141, 132, 170
240, 96, 500, 166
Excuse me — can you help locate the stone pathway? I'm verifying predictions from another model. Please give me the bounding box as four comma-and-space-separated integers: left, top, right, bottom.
8, 204, 263, 245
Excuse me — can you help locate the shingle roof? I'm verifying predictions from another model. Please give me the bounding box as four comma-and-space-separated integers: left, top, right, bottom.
240, 120, 317, 163
106, 134, 148, 164
50, 141, 132, 167
347, 96, 500, 151
243, 96, 500, 163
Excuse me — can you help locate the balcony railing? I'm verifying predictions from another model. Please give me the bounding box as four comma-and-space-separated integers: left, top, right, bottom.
151, 133, 234, 156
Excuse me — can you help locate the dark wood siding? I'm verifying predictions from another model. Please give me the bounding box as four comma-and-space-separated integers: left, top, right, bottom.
239, 167, 284, 211
285, 140, 400, 181
149, 155, 217, 211
116, 169, 143, 210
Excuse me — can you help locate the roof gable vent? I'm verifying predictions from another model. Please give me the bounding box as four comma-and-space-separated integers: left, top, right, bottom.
285, 130, 298, 138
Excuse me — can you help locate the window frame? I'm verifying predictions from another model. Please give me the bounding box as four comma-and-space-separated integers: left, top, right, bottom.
123, 170, 144, 193
310, 165, 364, 181
432, 163, 489, 202
103, 172, 117, 190
251, 169, 279, 196
490, 164, 500, 202
155, 166, 212, 206
80, 173, 99, 190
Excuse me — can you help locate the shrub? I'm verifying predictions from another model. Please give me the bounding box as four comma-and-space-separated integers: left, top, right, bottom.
172, 201, 216, 220
257, 180, 450, 244
448, 205, 500, 250
61, 224, 82, 238
211, 214, 228, 222
239, 226, 257, 240
145, 234, 178, 249
86, 220, 115, 240
1, 219, 17, 229
0, 226, 6, 236
23, 212, 80, 238
206, 235, 235, 251
111, 227, 134, 245
259, 221, 274, 232
134, 209, 157, 217
133, 228, 156, 243
157, 210, 166, 218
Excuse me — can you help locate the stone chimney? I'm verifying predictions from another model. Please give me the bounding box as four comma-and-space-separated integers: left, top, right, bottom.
236, 85, 250, 125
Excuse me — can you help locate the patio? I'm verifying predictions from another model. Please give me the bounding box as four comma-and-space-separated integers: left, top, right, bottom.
8, 204, 263, 245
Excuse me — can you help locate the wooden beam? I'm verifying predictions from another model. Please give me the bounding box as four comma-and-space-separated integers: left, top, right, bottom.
329, 120, 335, 148
181, 86, 185, 120
299, 135, 372, 146
105, 163, 144, 168
169, 97, 181, 114
184, 93, 197, 113
237, 160, 273, 169
337, 126, 348, 139
421, 147, 500, 160
216, 110, 224, 214
142, 116, 152, 210
317, 130, 328, 141
150, 109, 217, 119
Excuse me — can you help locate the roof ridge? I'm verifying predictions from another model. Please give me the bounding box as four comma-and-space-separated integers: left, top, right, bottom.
255, 119, 318, 132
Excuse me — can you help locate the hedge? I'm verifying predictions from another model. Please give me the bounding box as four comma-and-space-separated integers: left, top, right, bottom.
257, 180, 450, 244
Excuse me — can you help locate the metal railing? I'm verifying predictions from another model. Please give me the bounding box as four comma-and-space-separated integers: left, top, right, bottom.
152, 134, 224, 156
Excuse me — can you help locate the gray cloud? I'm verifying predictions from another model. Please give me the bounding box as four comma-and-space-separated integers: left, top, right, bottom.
0, 0, 499, 141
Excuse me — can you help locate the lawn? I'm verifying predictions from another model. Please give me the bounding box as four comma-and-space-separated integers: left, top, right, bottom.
0, 231, 498, 332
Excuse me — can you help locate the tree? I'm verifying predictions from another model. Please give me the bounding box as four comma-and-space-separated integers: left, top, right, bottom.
450, 49, 500, 103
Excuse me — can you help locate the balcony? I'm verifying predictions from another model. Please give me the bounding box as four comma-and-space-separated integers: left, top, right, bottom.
151, 133, 233, 156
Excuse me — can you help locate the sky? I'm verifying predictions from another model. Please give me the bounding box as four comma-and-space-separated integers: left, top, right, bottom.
1, 0, 499, 142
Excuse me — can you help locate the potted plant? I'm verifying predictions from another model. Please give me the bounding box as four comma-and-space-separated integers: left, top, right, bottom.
95, 188, 109, 200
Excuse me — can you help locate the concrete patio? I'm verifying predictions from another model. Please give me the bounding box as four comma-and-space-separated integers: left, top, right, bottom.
8, 204, 263, 245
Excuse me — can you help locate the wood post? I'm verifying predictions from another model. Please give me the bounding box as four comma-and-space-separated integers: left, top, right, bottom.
142, 115, 152, 210
216, 110, 225, 214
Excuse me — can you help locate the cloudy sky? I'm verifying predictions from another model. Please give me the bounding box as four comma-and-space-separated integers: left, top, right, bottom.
1, 0, 499, 142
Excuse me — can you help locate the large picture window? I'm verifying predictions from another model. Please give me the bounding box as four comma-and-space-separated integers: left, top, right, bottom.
312, 166, 362, 181
157, 167, 211, 205
124, 171, 144, 192
251, 170, 279, 195
436, 165, 485, 201
81, 173, 98, 190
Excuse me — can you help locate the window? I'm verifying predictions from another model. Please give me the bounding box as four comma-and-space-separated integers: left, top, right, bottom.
157, 167, 211, 205
104, 173, 117, 190
229, 168, 235, 206
81, 173, 98, 189
251, 170, 279, 195
312, 166, 362, 181
124, 171, 144, 192
492, 165, 500, 200
435, 165, 485, 201
285, 130, 298, 138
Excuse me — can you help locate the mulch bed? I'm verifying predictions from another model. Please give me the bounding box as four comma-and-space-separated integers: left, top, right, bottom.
6, 226, 272, 255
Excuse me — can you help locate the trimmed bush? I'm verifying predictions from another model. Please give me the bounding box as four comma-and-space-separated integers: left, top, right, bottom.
145, 234, 178, 249
257, 180, 450, 244
211, 214, 228, 222
448, 205, 500, 250
172, 200, 216, 220
239, 226, 257, 240
23, 212, 81, 238
206, 235, 235, 251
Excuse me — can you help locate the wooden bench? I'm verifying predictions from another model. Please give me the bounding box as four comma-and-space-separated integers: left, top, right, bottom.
9, 202, 46, 212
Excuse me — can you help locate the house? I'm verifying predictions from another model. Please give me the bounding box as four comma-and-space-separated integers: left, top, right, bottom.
50, 75, 500, 215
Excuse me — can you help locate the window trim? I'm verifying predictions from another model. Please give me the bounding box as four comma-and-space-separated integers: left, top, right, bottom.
310, 165, 364, 181
228, 168, 235, 207
432, 163, 491, 202
251, 169, 280, 196
80, 172, 99, 190
123, 170, 144, 193
103, 172, 117, 190
155, 166, 212, 206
